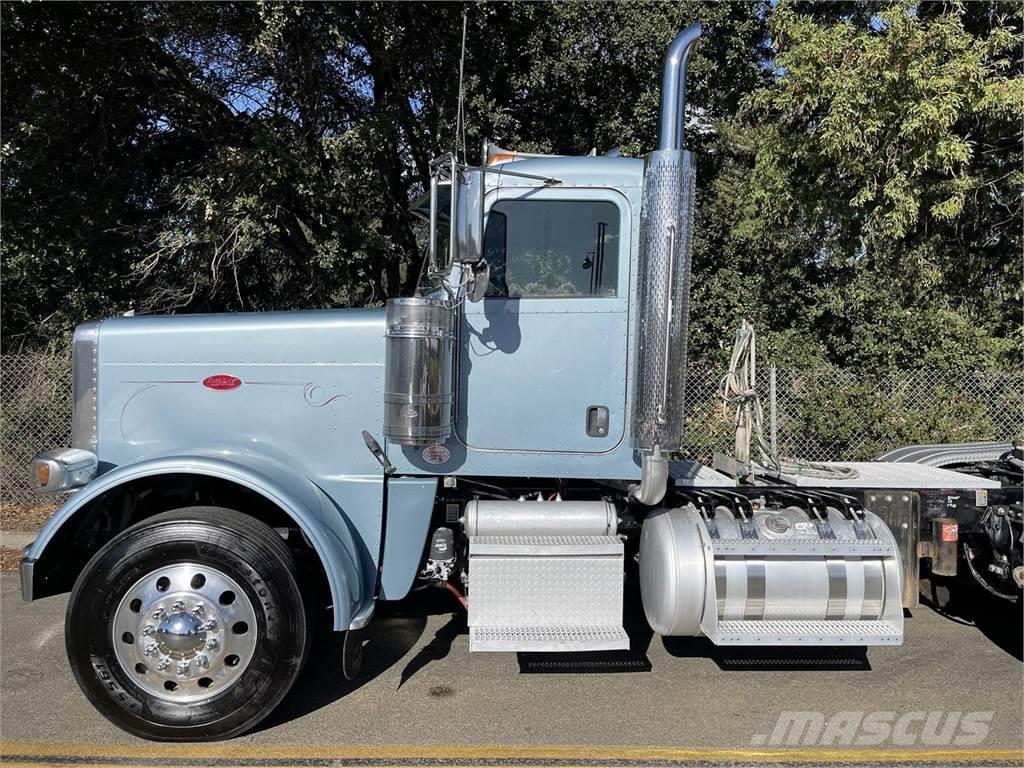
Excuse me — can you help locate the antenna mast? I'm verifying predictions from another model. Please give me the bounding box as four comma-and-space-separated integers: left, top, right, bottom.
455, 8, 468, 163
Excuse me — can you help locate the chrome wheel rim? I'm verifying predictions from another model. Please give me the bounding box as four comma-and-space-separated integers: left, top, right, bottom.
111, 563, 258, 703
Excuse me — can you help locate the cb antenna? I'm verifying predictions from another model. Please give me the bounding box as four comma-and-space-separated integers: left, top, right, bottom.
455, 8, 468, 164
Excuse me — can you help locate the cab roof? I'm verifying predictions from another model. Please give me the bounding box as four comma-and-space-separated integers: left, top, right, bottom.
487, 154, 644, 189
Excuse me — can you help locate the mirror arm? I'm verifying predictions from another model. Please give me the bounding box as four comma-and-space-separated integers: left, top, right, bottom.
488, 168, 561, 185
479, 139, 487, 263
428, 171, 439, 274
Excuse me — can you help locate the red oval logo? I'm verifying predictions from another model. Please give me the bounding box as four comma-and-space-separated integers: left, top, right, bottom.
202, 375, 241, 391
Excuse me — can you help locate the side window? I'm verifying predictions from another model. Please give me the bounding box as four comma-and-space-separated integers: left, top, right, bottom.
484, 200, 620, 298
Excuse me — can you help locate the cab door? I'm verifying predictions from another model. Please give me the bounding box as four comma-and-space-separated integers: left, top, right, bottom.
457, 187, 630, 454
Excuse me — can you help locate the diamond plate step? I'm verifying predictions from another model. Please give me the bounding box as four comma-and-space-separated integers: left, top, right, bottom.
470, 535, 622, 556
470, 626, 629, 652
710, 538, 895, 556
711, 619, 902, 646
467, 535, 626, 653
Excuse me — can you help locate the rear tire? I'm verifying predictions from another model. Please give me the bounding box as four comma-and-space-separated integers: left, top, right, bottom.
66, 506, 309, 741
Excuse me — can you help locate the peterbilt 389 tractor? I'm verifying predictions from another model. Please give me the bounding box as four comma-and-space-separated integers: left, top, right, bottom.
22, 23, 1023, 741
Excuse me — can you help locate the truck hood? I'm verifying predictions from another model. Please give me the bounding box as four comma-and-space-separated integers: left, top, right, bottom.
93, 307, 386, 469
97, 307, 385, 365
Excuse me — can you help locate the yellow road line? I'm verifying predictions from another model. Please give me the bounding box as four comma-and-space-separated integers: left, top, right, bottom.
1, 741, 1021, 763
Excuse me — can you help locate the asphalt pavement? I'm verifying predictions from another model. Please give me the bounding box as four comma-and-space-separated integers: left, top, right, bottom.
1, 574, 1021, 766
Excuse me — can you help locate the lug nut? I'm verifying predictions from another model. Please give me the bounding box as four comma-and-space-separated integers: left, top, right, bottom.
172, 600, 185, 612
191, 603, 205, 616
141, 624, 155, 636
205, 638, 219, 650
204, 620, 217, 631
143, 643, 159, 657
156, 658, 170, 671
176, 662, 190, 675
194, 655, 209, 668
151, 608, 166, 620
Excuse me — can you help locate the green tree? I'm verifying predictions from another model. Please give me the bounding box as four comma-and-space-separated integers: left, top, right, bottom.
2, 1, 768, 350
691, 0, 1023, 372
2, 0, 1019, 380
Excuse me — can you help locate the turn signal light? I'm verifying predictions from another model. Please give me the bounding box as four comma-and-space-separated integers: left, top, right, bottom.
30, 448, 97, 493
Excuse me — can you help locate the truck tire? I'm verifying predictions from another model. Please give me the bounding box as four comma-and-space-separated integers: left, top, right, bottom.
65, 506, 310, 741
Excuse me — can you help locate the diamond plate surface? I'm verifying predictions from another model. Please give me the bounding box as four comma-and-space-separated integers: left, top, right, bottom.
469, 554, 623, 627
469, 535, 623, 556
712, 619, 902, 646
710, 538, 894, 556
757, 462, 1001, 490
472, 535, 619, 546
470, 626, 629, 652
670, 460, 734, 487
467, 535, 625, 648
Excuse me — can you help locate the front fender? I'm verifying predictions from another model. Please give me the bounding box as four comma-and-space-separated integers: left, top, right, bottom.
27, 454, 368, 630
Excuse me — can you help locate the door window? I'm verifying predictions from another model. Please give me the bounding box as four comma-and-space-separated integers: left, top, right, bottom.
484, 200, 620, 297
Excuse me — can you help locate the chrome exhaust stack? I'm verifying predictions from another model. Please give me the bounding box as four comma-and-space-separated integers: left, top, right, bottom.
633, 23, 701, 461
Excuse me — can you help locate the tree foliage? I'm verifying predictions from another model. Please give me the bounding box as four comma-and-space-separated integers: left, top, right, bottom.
2, 1, 1020, 375
692, 0, 1023, 371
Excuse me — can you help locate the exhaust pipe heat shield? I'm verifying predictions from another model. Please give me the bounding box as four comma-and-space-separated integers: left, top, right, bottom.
632, 149, 696, 451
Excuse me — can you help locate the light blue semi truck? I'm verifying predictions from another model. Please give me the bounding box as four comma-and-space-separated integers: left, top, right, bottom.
21, 23, 1021, 741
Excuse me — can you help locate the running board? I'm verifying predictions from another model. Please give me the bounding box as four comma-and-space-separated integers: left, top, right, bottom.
709, 619, 903, 646
467, 535, 627, 653
470, 626, 630, 652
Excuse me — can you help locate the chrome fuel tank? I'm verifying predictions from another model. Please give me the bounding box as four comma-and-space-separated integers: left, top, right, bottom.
383, 298, 455, 446
639, 504, 904, 645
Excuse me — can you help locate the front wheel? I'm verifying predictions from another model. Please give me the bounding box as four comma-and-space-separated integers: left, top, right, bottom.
66, 507, 310, 741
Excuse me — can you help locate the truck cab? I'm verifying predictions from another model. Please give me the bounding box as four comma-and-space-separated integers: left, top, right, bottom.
391, 153, 646, 477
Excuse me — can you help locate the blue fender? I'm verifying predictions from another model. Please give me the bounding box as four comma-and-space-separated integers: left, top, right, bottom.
27, 453, 369, 630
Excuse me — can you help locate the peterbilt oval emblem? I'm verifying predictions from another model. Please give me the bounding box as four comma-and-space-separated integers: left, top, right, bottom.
421, 444, 450, 465
202, 375, 242, 391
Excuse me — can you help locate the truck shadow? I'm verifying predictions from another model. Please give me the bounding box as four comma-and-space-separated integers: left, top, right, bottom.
259, 569, 882, 733
256, 588, 465, 733
659, 636, 872, 671
918, 576, 1023, 661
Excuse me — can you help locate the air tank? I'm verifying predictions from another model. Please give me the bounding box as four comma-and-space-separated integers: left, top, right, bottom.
464, 499, 618, 537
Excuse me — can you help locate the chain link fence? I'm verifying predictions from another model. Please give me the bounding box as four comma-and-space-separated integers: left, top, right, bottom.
2, 353, 1022, 505
2, 354, 74, 507
681, 365, 1023, 466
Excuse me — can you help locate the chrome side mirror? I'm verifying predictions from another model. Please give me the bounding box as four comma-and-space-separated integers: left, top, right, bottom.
454, 166, 484, 266
427, 155, 485, 276
427, 156, 459, 276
